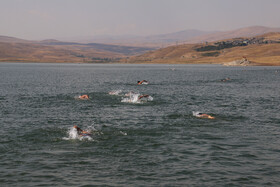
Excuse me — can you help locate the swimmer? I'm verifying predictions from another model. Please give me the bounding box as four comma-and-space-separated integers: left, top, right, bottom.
138, 94, 150, 100
78, 94, 89, 99
73, 125, 91, 136
137, 80, 149, 85
196, 113, 215, 119
221, 77, 230, 82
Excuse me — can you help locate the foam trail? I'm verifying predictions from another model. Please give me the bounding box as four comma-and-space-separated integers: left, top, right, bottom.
121, 93, 141, 104
120, 131, 127, 136
108, 90, 122, 96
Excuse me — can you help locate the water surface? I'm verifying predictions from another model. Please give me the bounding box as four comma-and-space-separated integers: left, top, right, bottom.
0, 63, 280, 186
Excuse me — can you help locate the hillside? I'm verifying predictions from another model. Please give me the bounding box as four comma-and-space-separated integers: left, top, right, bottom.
0, 35, 33, 43
0, 37, 155, 63
0, 42, 125, 63
126, 32, 280, 65
1, 26, 280, 64
184, 26, 280, 44
72, 29, 215, 47
60, 26, 280, 47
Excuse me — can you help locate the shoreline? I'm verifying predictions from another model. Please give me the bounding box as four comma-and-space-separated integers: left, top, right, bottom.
1, 60, 280, 66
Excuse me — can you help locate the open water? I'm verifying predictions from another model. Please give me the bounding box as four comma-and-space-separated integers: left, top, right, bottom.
0, 63, 280, 186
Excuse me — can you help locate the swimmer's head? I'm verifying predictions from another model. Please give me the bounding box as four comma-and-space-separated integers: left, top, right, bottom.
73, 125, 78, 129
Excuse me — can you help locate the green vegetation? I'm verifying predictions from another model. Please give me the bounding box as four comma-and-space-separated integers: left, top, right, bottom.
196, 42, 247, 52
201, 52, 220, 57
91, 57, 121, 63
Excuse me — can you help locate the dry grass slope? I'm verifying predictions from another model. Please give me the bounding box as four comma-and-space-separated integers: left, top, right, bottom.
127, 32, 280, 65
0, 42, 125, 63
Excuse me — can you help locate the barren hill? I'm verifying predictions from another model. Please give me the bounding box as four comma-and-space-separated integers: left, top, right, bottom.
61, 26, 280, 47
0, 42, 125, 63
185, 26, 280, 44
0, 36, 154, 63
126, 32, 280, 65
61, 29, 214, 47
1, 26, 280, 64
0, 35, 33, 43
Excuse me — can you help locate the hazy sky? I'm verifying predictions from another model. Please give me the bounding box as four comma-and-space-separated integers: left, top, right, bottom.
1, 0, 280, 40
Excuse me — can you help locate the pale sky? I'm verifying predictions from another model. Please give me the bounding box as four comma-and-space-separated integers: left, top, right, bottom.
1, 0, 280, 40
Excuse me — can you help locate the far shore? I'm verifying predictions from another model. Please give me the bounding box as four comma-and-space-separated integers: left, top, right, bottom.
1, 60, 280, 66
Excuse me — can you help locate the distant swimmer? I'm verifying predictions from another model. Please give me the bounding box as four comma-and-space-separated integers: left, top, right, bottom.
138, 94, 150, 100
73, 125, 91, 136
196, 113, 215, 119
221, 77, 231, 82
78, 95, 89, 99
137, 80, 149, 85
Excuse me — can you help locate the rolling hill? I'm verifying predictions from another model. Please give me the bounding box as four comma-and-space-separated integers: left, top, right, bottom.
70, 29, 215, 47
126, 32, 280, 65
60, 26, 280, 47
0, 35, 33, 43
1, 26, 280, 64
0, 36, 155, 63
184, 26, 280, 44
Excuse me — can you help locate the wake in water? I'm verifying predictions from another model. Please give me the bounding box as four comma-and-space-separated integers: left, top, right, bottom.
108, 89, 123, 96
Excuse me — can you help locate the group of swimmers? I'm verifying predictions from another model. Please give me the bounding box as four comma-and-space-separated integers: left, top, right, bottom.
78, 80, 149, 100
74, 79, 216, 136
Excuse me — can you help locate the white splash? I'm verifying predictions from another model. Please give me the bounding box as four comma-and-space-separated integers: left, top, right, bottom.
192, 111, 201, 117
139, 95, 153, 102
108, 90, 122, 96
120, 131, 127, 136
121, 93, 141, 103
121, 93, 153, 104
63, 126, 93, 141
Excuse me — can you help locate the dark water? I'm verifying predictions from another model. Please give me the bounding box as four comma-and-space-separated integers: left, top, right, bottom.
0, 63, 280, 186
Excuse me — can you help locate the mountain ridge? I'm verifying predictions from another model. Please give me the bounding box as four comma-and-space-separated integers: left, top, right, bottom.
56, 26, 280, 47
1, 26, 280, 64
184, 26, 280, 44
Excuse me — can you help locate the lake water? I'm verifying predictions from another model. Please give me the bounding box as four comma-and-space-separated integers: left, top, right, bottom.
0, 63, 280, 186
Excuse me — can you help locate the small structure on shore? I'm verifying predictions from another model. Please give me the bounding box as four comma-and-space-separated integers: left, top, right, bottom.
223, 57, 252, 66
